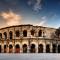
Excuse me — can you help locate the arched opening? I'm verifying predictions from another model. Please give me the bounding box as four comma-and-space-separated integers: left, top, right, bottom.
4, 45, 7, 53
38, 30, 42, 37
0, 45, 1, 53
58, 45, 60, 53
52, 44, 56, 53
38, 44, 43, 53
0, 33, 2, 40
23, 30, 27, 37
9, 31, 13, 40
23, 44, 27, 53
4, 32, 7, 40
15, 30, 20, 37
15, 44, 20, 53
9, 45, 13, 53
30, 44, 36, 53
46, 44, 50, 53
31, 30, 35, 36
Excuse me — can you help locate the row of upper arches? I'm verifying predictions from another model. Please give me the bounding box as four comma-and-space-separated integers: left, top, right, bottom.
0, 31, 13, 40
0, 30, 43, 40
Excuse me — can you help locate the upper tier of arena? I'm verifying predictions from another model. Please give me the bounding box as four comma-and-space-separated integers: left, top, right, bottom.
0, 24, 56, 40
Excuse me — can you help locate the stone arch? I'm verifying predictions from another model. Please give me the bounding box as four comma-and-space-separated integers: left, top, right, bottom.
38, 44, 43, 53
0, 33, 2, 39
23, 44, 27, 53
38, 30, 42, 37
30, 30, 35, 36
4, 32, 7, 40
52, 44, 56, 53
0, 45, 1, 53
15, 42, 20, 45
4, 45, 7, 53
15, 44, 20, 53
9, 44, 13, 53
58, 45, 60, 53
22, 41, 28, 45
9, 31, 13, 40
46, 44, 50, 53
23, 30, 27, 37
30, 44, 36, 53
15, 30, 20, 37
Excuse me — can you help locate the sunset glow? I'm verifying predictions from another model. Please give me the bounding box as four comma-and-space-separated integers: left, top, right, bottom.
1, 10, 22, 26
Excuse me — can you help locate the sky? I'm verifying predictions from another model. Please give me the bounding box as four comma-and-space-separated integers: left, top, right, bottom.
0, 0, 60, 28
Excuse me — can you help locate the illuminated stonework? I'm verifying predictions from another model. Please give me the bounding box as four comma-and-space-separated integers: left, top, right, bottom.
0, 24, 60, 53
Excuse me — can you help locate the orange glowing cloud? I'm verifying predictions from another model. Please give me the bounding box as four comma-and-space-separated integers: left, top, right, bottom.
1, 10, 22, 26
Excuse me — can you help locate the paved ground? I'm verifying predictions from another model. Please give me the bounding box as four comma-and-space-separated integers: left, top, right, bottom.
0, 53, 60, 60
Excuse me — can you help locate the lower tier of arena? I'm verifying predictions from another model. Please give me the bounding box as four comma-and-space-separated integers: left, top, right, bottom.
0, 38, 60, 53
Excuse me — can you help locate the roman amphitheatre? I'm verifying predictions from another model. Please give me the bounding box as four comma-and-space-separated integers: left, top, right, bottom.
0, 24, 60, 53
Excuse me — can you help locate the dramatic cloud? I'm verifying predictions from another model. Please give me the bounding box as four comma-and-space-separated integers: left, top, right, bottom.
0, 10, 22, 26
36, 16, 47, 26
28, 0, 42, 12
38, 20, 47, 26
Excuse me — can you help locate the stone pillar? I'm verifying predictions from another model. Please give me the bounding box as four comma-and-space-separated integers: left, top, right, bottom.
13, 42, 15, 53
2, 44, 4, 53
2, 33, 4, 40
7, 45, 9, 53
13, 30, 15, 39
28, 30, 30, 38
27, 45, 30, 53
43, 44, 46, 53
20, 44, 22, 53
36, 44, 38, 53
13, 46, 15, 53
7, 32, 9, 39
35, 31, 38, 37
56, 44, 58, 53
50, 43, 52, 53
42, 31, 43, 37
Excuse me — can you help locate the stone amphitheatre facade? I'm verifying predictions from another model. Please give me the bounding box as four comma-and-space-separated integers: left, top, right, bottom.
0, 24, 60, 53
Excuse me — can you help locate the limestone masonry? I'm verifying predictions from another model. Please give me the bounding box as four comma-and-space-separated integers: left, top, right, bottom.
0, 24, 60, 53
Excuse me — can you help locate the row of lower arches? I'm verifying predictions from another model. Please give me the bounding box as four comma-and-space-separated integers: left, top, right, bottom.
0, 44, 60, 53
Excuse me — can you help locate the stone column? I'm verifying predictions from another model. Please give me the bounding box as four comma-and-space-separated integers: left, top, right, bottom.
27, 45, 30, 53
42, 31, 43, 37
20, 44, 22, 53
43, 44, 46, 53
7, 45, 9, 53
36, 44, 38, 53
1, 44, 4, 53
7, 31, 9, 39
13, 46, 15, 53
28, 30, 30, 38
56, 44, 58, 53
50, 43, 52, 53
35, 31, 38, 37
